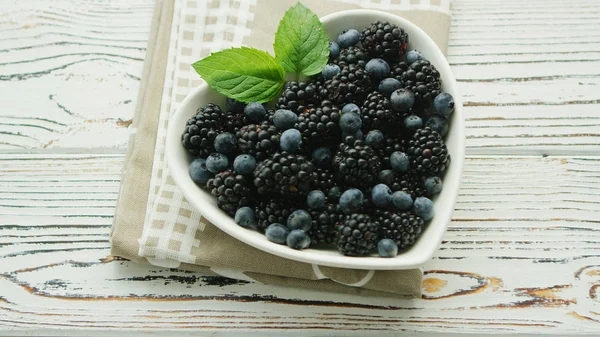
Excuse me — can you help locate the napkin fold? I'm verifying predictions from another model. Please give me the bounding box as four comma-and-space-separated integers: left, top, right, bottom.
110, 0, 452, 298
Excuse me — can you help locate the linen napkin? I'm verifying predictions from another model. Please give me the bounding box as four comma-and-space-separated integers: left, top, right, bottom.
110, 0, 452, 298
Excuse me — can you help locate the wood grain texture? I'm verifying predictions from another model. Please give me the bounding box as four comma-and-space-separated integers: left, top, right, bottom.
0, 0, 152, 151
2, 154, 600, 334
447, 0, 600, 155
2, 0, 600, 335
0, 0, 598, 154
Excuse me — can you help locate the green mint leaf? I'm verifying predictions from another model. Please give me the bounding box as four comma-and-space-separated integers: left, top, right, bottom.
274, 2, 329, 77
191, 47, 285, 103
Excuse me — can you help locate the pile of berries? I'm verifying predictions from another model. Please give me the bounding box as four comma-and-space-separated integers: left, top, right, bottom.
183, 21, 454, 257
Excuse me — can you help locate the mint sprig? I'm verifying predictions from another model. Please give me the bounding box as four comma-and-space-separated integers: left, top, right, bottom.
274, 2, 329, 78
191, 2, 329, 103
192, 47, 285, 103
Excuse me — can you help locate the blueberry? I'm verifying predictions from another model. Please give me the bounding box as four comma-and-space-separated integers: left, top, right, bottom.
339, 188, 364, 214
392, 191, 413, 211
312, 147, 332, 167
404, 114, 423, 130
244, 102, 266, 123
307, 190, 326, 210
424, 176, 443, 195
226, 98, 246, 113
406, 50, 424, 65
287, 209, 312, 231
265, 223, 289, 244
378, 239, 398, 257
189, 158, 213, 184
337, 29, 360, 48
378, 78, 402, 97
321, 64, 341, 80
371, 184, 392, 208
365, 130, 384, 148
286, 229, 311, 250
433, 92, 455, 118
328, 186, 342, 202
425, 116, 449, 137
329, 41, 340, 59
233, 154, 256, 175
342, 103, 360, 115
234, 207, 257, 229
205, 153, 229, 173
365, 58, 390, 82
414, 197, 435, 221
378, 169, 395, 186
339, 112, 362, 134
390, 88, 415, 112
390, 151, 409, 173
214, 132, 237, 154
280, 128, 302, 153
273, 109, 298, 130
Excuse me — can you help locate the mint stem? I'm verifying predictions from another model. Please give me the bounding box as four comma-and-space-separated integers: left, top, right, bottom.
295, 71, 300, 82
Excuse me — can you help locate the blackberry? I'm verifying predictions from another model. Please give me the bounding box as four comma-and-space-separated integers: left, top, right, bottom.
276, 81, 327, 114
308, 203, 342, 245
253, 152, 315, 197
375, 137, 408, 169
407, 127, 450, 174
254, 198, 299, 232
325, 64, 372, 105
389, 171, 428, 200
375, 210, 424, 249
181, 103, 224, 157
223, 110, 250, 133
334, 46, 368, 68
360, 21, 408, 62
312, 167, 337, 192
295, 105, 341, 147
333, 139, 381, 190
336, 213, 379, 256
235, 122, 280, 161
400, 60, 441, 111
206, 170, 254, 216
360, 91, 396, 132
390, 61, 409, 83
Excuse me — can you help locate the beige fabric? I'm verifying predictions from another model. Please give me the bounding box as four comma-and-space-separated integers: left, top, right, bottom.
110, 0, 174, 264
110, 0, 452, 298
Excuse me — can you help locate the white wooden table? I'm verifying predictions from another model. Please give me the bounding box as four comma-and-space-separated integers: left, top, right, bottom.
2, 0, 600, 335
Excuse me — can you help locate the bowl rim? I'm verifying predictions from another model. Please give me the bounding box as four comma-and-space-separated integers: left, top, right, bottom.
166, 9, 465, 270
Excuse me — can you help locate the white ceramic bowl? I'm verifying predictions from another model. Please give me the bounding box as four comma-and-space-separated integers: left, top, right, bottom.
167, 10, 464, 270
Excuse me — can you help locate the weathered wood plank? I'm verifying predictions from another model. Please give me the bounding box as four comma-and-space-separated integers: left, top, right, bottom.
0, 0, 152, 150
1, 154, 600, 334
2, 0, 600, 335
0, 0, 599, 153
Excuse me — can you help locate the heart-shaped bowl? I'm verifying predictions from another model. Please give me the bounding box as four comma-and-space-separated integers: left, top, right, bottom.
167, 9, 464, 270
